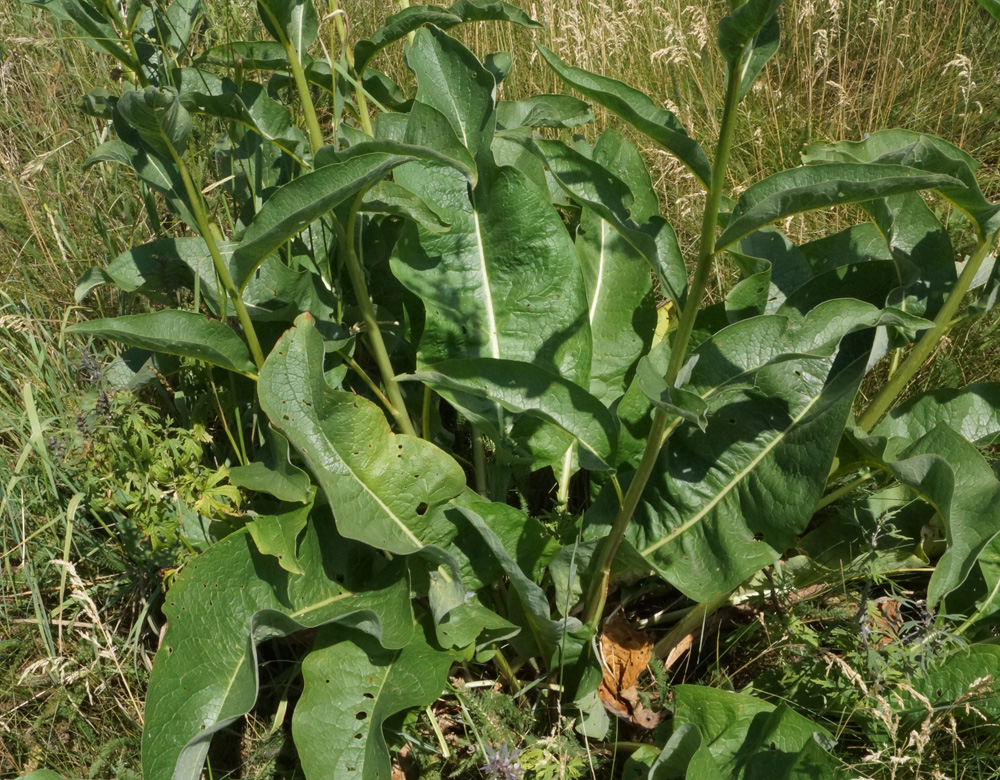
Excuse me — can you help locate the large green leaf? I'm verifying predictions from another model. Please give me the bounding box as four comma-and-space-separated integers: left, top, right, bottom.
525, 136, 687, 307
577, 131, 658, 405
496, 94, 594, 130
391, 159, 592, 384
85, 123, 198, 229
177, 76, 308, 162
257, 314, 466, 554
673, 686, 840, 779
718, 0, 783, 101
257, 0, 317, 54
873, 382, 1000, 446
405, 358, 618, 471
842, 426, 1000, 609
294, 625, 453, 780
910, 645, 1000, 720
68, 311, 256, 375
591, 301, 906, 599
74, 236, 228, 305
141, 520, 413, 780
231, 143, 471, 289
354, 6, 462, 75
408, 26, 496, 158
977, 0, 1000, 23
536, 44, 711, 187
717, 163, 965, 252
245, 492, 313, 574
229, 426, 313, 503
353, 0, 539, 76
457, 504, 584, 666
802, 131, 1000, 237
117, 87, 192, 159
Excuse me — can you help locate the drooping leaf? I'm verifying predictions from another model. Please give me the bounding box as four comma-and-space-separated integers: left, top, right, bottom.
230, 426, 312, 503
256, 0, 318, 54
445, 0, 540, 28
841, 426, 1000, 609
635, 356, 708, 431
673, 686, 840, 779
353, 0, 539, 76
405, 358, 618, 471
117, 87, 192, 158
74, 236, 226, 305
717, 163, 965, 252
68, 311, 256, 375
293, 624, 453, 780
391, 159, 592, 384
257, 314, 466, 554
196, 40, 290, 69
803, 131, 1000, 237
245, 493, 313, 574
536, 44, 711, 187
360, 180, 451, 233
407, 26, 496, 158
578, 130, 658, 405
178, 77, 309, 162
353, 6, 462, 76
231, 143, 471, 289
717, 0, 783, 100
457, 504, 584, 666
141, 520, 413, 780
525, 136, 687, 307
873, 383, 1000, 446
496, 94, 595, 129
51, 0, 140, 71
85, 129, 198, 230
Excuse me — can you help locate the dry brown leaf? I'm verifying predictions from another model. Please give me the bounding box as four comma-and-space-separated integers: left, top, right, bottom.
597, 612, 663, 728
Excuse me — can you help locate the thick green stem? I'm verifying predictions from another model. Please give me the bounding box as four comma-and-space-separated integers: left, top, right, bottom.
339, 193, 417, 436
168, 145, 265, 371
580, 66, 745, 630
330, 0, 374, 136
857, 232, 998, 432
259, 4, 325, 155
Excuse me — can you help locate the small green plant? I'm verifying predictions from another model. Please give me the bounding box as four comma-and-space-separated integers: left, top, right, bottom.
16, 0, 1000, 778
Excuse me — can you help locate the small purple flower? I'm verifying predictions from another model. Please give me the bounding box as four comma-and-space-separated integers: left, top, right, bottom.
480, 742, 523, 780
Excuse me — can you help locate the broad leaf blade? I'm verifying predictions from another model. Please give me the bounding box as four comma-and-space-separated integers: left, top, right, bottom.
842, 427, 1000, 608
294, 626, 453, 779
257, 314, 466, 554
231, 143, 469, 289
405, 358, 618, 471
68, 311, 256, 375
408, 26, 496, 158
536, 44, 711, 187
873, 382, 1000, 446
391, 159, 592, 384
526, 136, 687, 307
717, 163, 965, 251
141, 520, 413, 780
257, 0, 318, 53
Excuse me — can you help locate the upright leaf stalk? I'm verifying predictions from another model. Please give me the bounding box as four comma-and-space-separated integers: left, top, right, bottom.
857, 231, 999, 432
337, 192, 417, 436
581, 63, 745, 628
166, 143, 265, 372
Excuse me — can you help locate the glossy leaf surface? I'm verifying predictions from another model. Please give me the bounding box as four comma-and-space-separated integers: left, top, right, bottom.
142, 521, 413, 780
536, 44, 711, 187
68, 311, 255, 375
294, 625, 452, 780
258, 315, 466, 554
